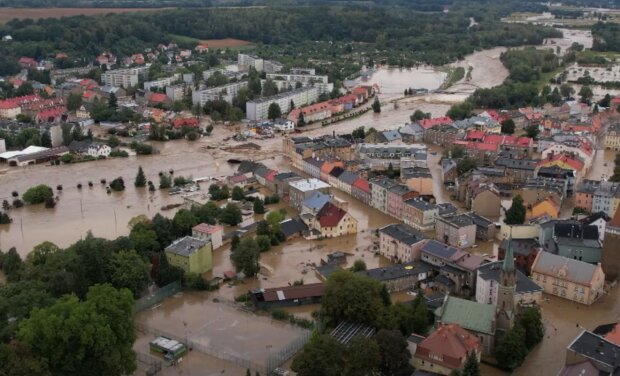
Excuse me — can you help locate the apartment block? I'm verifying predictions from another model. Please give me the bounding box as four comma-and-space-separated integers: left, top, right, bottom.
246, 86, 319, 121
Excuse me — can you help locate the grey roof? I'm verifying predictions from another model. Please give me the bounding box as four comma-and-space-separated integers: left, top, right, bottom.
494, 157, 537, 171
237, 160, 261, 174
532, 252, 600, 285
370, 177, 397, 190
401, 167, 432, 179
275, 171, 299, 182
421, 240, 461, 260
405, 199, 437, 212
581, 212, 611, 225
467, 212, 493, 228
567, 331, 620, 373
381, 129, 402, 142
303, 157, 325, 169
166, 236, 208, 256
477, 261, 543, 294
438, 213, 475, 228
389, 184, 413, 196
399, 122, 424, 135
337, 170, 359, 185
360, 262, 432, 282
380, 223, 427, 246
315, 262, 341, 279
280, 217, 308, 238
437, 203, 458, 216
442, 159, 457, 173
434, 274, 456, 286
500, 238, 540, 257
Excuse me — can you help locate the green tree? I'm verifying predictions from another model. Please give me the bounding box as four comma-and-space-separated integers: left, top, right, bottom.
66, 93, 83, 112
134, 166, 147, 187
462, 351, 481, 376
411, 293, 430, 335
525, 124, 540, 140
0, 342, 52, 376
255, 235, 271, 252
375, 329, 413, 376
495, 325, 528, 371
351, 259, 367, 272
0, 247, 23, 282
22, 185, 53, 204
410, 110, 430, 122
40, 132, 52, 147
108, 92, 118, 109
450, 145, 466, 159
579, 85, 593, 104
219, 203, 242, 226
343, 336, 381, 376
129, 225, 160, 257
173, 209, 198, 237
352, 126, 365, 139
230, 238, 260, 276
155, 253, 184, 287
505, 195, 526, 225
265, 210, 285, 234
232, 186, 245, 201
268, 102, 281, 121
291, 335, 345, 376
262, 79, 279, 97
447, 101, 473, 120
559, 84, 575, 100
18, 284, 136, 376
372, 97, 381, 113
253, 198, 265, 214
159, 174, 172, 189
109, 177, 125, 192
322, 270, 384, 326
500, 119, 515, 134
231, 234, 241, 251
518, 307, 545, 350
457, 157, 477, 175
107, 250, 150, 298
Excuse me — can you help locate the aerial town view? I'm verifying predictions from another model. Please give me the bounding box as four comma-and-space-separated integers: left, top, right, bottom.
1, 0, 620, 375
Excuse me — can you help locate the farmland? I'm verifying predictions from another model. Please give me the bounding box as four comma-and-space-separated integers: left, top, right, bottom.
199, 38, 254, 49
0, 7, 163, 23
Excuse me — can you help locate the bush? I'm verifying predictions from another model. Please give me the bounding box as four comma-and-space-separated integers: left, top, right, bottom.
173, 176, 191, 186
109, 150, 129, 158
22, 185, 53, 204
187, 131, 199, 141
256, 235, 271, 252
131, 142, 154, 155
109, 177, 126, 191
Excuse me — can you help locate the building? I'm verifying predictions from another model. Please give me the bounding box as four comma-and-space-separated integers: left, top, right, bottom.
470, 186, 501, 219
476, 261, 543, 306
605, 124, 620, 151
68, 141, 111, 158
274, 118, 295, 132
101, 68, 145, 88
164, 236, 213, 274
498, 238, 540, 274
526, 196, 561, 221
238, 53, 282, 73
166, 84, 186, 102
434, 295, 497, 355
403, 199, 439, 231
250, 283, 325, 309
602, 207, 620, 281
144, 75, 180, 91
288, 178, 331, 212
539, 220, 602, 264
387, 184, 418, 219
246, 86, 319, 121
312, 202, 357, 238
351, 177, 371, 205
412, 324, 481, 376
531, 252, 605, 305
559, 330, 620, 375
359, 262, 432, 292
378, 223, 428, 263
401, 167, 433, 196
435, 214, 477, 248
191, 223, 224, 250
581, 212, 611, 242
370, 177, 397, 213
192, 81, 249, 106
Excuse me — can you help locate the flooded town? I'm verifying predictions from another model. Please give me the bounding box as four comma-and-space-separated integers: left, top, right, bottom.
1, 2, 620, 376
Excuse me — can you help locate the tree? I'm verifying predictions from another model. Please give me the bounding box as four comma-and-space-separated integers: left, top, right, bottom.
66, 93, 83, 112
265, 210, 285, 234
322, 270, 384, 326
40, 132, 52, 147
505, 195, 526, 225
0, 247, 23, 281
410, 110, 430, 121
107, 250, 150, 298
291, 335, 345, 376
22, 185, 53, 204
559, 84, 575, 99
206, 124, 213, 135
598, 93, 612, 108
219, 203, 242, 226
500, 119, 515, 134
351, 259, 366, 272
159, 174, 172, 189
579, 85, 593, 104
129, 225, 160, 257
155, 253, 184, 287
375, 329, 413, 376
108, 92, 118, 109
173, 209, 198, 237
352, 126, 365, 139
18, 284, 137, 376
372, 97, 381, 113
232, 186, 245, 201
268, 102, 281, 121
411, 293, 430, 335
518, 307, 545, 350
450, 145, 466, 159
495, 325, 528, 371
298, 111, 306, 126
109, 177, 125, 191
525, 124, 539, 140
230, 238, 260, 276
447, 101, 473, 120
256, 235, 271, 252
0, 342, 52, 376
456, 157, 477, 175
462, 351, 481, 376
134, 166, 146, 187
343, 336, 381, 376
231, 234, 240, 251
253, 198, 265, 214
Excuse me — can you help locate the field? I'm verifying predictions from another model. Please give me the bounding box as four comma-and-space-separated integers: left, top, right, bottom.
0, 7, 164, 23
200, 38, 254, 49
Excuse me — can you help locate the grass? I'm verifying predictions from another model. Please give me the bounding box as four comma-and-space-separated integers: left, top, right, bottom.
0, 7, 163, 24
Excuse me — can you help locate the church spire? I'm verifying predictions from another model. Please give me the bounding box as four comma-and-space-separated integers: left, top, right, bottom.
503, 228, 515, 273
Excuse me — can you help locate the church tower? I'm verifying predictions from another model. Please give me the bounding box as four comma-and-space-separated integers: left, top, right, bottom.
496, 236, 517, 333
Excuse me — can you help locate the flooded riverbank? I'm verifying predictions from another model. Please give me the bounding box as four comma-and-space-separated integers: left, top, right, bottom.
357, 66, 447, 96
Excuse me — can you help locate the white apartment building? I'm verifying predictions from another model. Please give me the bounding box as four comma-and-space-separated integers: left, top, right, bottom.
192, 81, 249, 106
144, 74, 181, 91
266, 73, 329, 84
238, 53, 282, 73
102, 68, 147, 88
245, 86, 319, 121
166, 84, 186, 102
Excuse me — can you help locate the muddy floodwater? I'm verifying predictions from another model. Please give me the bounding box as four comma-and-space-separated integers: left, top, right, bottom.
357, 67, 448, 96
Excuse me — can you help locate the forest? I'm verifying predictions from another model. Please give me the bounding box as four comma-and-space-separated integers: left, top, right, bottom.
592, 22, 620, 52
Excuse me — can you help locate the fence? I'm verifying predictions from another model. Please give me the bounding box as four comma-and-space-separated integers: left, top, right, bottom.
136, 352, 163, 376
133, 281, 182, 313
266, 329, 312, 372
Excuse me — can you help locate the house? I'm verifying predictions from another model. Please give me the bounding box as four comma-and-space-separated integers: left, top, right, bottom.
351, 177, 371, 205
172, 117, 199, 129
148, 92, 171, 107
526, 196, 560, 220
370, 177, 397, 213
558, 330, 620, 375
434, 295, 497, 355
401, 167, 433, 196
419, 116, 453, 130
301, 191, 331, 215
498, 238, 540, 274
605, 124, 620, 151
539, 220, 602, 264
602, 206, 620, 281
192, 223, 223, 250
378, 223, 428, 263
470, 186, 501, 219
288, 178, 330, 211
312, 202, 357, 238
320, 160, 344, 183
412, 324, 481, 376
581, 212, 611, 242
359, 262, 432, 292
195, 43, 209, 53
279, 217, 308, 240
334, 170, 358, 195
423, 124, 460, 147
593, 322, 620, 347
403, 199, 438, 231
164, 236, 213, 274
387, 184, 418, 219
273, 171, 301, 197
476, 261, 542, 306
435, 214, 476, 248
530, 252, 605, 305
250, 283, 325, 309
274, 118, 295, 132
18, 56, 37, 69
442, 159, 458, 185
420, 240, 463, 268
399, 122, 425, 143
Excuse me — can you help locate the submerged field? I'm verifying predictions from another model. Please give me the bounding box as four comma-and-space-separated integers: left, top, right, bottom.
0, 7, 163, 23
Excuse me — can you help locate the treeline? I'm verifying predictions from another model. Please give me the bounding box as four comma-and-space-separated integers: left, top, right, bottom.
592, 22, 620, 52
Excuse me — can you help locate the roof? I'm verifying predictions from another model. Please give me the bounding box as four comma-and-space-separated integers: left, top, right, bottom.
289, 178, 330, 192
477, 261, 543, 294
330, 321, 375, 345
192, 223, 223, 234
280, 217, 308, 238
165, 236, 209, 257
435, 295, 496, 335
557, 360, 603, 376
316, 202, 348, 228
419, 116, 453, 130
415, 324, 480, 369
437, 203, 458, 216
421, 240, 462, 260
499, 238, 540, 257
379, 223, 427, 246
352, 177, 370, 193
275, 171, 299, 182
338, 170, 359, 185
237, 161, 261, 174
532, 252, 600, 286
256, 283, 325, 302
360, 262, 432, 282
302, 191, 331, 212
381, 129, 402, 142
12, 147, 69, 163
405, 199, 437, 212
149, 93, 168, 103
593, 323, 620, 347
438, 213, 475, 229
567, 330, 620, 372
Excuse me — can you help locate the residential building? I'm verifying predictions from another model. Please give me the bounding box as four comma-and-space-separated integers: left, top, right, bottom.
476, 260, 542, 307
351, 177, 371, 205
266, 72, 329, 84
310, 202, 357, 238
470, 186, 501, 218
412, 324, 481, 376
192, 81, 249, 106
602, 207, 620, 281
238, 53, 282, 73
435, 214, 477, 248
274, 118, 295, 132
494, 156, 537, 183
102, 68, 146, 88
559, 330, 620, 376
335, 170, 359, 195
250, 283, 325, 309
531, 252, 605, 305
526, 196, 561, 221
403, 199, 438, 231
246, 86, 319, 121
399, 122, 425, 143
164, 236, 213, 274
539, 220, 602, 264
360, 262, 432, 292
434, 295, 497, 355
605, 124, 620, 151
401, 167, 433, 196
592, 181, 620, 218
423, 124, 460, 147
378, 223, 428, 263
166, 84, 186, 102
420, 240, 463, 268
580, 212, 610, 242
192, 223, 224, 250
387, 184, 418, 219
301, 191, 331, 216
144, 75, 180, 91
320, 160, 344, 183
288, 178, 331, 212
68, 141, 111, 158
498, 238, 540, 274
370, 177, 397, 213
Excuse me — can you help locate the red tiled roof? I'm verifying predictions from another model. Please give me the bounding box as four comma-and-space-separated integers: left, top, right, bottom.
149, 93, 168, 103
0, 94, 42, 109
172, 117, 199, 129
352, 178, 370, 193
538, 153, 584, 171
466, 130, 484, 140
419, 116, 453, 130
317, 202, 347, 228
351, 87, 368, 96
466, 142, 498, 152
265, 170, 277, 182
18, 57, 36, 65
415, 323, 480, 370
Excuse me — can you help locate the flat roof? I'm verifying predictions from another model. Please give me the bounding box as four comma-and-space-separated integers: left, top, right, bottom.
289, 178, 330, 192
